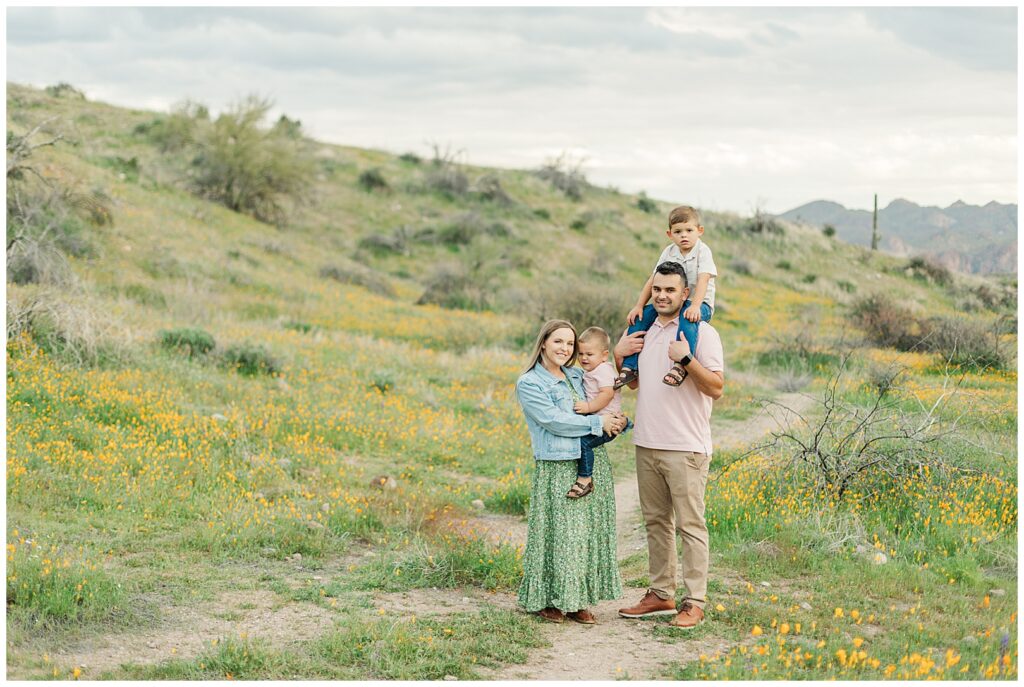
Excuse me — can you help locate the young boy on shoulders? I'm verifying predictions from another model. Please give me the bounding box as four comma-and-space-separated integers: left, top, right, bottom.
615, 205, 717, 389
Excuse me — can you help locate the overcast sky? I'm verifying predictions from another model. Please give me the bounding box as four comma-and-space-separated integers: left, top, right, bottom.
6, 6, 1018, 214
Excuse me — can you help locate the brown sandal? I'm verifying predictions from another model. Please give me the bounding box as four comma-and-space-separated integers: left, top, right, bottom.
536, 607, 565, 623
613, 368, 638, 390
662, 363, 688, 387
566, 480, 594, 499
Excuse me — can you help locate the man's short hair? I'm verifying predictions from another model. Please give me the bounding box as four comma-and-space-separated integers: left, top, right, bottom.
579, 326, 611, 352
668, 205, 701, 228
654, 261, 689, 288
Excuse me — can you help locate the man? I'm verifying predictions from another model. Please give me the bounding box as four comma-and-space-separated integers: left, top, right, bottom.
613, 261, 724, 629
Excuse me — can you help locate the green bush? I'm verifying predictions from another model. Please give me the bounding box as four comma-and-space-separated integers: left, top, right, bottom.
399, 152, 422, 164
636, 192, 658, 214
416, 263, 491, 311
158, 328, 216, 358
922, 316, 1009, 370
533, 208, 551, 220
536, 154, 587, 201
775, 260, 792, 271
358, 227, 410, 257
531, 279, 630, 341
822, 224, 837, 237
188, 95, 314, 226
849, 294, 926, 351
357, 168, 389, 192
220, 342, 281, 376
906, 256, 953, 286
319, 263, 396, 298
473, 174, 512, 205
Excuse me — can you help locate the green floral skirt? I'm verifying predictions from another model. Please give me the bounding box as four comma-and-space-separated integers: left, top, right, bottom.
517, 446, 623, 613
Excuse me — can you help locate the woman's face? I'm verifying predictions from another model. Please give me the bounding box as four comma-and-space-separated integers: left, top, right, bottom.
540, 327, 575, 368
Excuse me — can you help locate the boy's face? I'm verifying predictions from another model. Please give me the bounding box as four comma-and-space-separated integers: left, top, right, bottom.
577, 340, 609, 372
667, 220, 704, 253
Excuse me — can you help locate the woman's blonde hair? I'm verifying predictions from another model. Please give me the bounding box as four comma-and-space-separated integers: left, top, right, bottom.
521, 319, 578, 376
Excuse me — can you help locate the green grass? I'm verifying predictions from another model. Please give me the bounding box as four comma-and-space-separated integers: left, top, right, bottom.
109, 608, 546, 680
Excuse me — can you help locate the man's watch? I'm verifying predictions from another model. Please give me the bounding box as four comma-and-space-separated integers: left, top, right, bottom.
677, 353, 692, 367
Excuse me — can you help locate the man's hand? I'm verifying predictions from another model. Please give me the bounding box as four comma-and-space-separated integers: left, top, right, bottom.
683, 303, 701, 322
668, 340, 691, 364
614, 330, 645, 360
626, 306, 644, 326
573, 400, 590, 414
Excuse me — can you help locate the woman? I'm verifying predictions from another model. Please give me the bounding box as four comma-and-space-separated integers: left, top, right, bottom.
515, 319, 625, 623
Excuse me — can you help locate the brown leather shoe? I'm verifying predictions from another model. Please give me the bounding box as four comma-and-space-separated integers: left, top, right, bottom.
618, 590, 677, 618
668, 601, 705, 629
536, 607, 565, 623
566, 608, 597, 624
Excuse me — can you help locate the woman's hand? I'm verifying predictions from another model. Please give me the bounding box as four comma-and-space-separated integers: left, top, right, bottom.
601, 413, 627, 435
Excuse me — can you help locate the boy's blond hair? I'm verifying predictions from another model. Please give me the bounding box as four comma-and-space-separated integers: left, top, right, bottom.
578, 326, 611, 352
668, 205, 701, 228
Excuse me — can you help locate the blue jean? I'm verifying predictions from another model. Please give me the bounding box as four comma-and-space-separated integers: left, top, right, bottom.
577, 418, 633, 478
622, 301, 713, 372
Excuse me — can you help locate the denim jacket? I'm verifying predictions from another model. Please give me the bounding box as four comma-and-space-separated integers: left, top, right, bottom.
515, 363, 603, 461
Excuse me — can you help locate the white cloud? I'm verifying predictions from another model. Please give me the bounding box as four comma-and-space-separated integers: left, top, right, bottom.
5, 6, 1016, 213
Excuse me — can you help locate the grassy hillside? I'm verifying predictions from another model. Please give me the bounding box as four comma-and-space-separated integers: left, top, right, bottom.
6, 83, 1018, 680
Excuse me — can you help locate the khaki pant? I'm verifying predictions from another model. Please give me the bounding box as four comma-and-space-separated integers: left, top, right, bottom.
635, 446, 710, 608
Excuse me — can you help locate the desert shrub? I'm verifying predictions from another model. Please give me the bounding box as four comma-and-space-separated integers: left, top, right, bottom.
134, 113, 195, 153
423, 144, 469, 198
94, 155, 140, 183
731, 259, 754, 276
822, 224, 836, 237
220, 342, 281, 376
906, 256, 953, 286
535, 153, 588, 201
969, 281, 1016, 312
44, 82, 85, 99
742, 210, 784, 235
836, 280, 856, 293
8, 123, 109, 285
158, 328, 216, 358
416, 263, 491, 311
188, 95, 314, 226
569, 215, 588, 232
530, 280, 629, 340
848, 294, 925, 351
775, 260, 792, 271
357, 226, 411, 256
272, 114, 302, 139
319, 263, 396, 298
801, 274, 818, 284
416, 212, 510, 247
636, 192, 658, 214
122, 283, 167, 308
774, 367, 811, 393
473, 174, 512, 205
533, 208, 551, 220
7, 289, 132, 367
357, 168, 389, 192
399, 152, 421, 164
921, 316, 1009, 370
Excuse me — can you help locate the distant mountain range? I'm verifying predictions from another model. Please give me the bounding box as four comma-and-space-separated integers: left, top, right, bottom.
778, 199, 1017, 275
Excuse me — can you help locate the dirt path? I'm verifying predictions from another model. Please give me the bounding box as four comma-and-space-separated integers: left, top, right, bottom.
29, 389, 817, 681
475, 388, 819, 681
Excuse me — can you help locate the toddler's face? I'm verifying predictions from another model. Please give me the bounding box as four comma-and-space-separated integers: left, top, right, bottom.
577, 341, 608, 371
667, 220, 704, 252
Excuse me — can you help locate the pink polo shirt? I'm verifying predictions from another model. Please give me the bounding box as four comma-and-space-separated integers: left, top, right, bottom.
633, 318, 724, 455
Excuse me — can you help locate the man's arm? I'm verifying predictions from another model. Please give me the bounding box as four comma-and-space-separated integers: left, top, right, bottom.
667, 340, 724, 400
